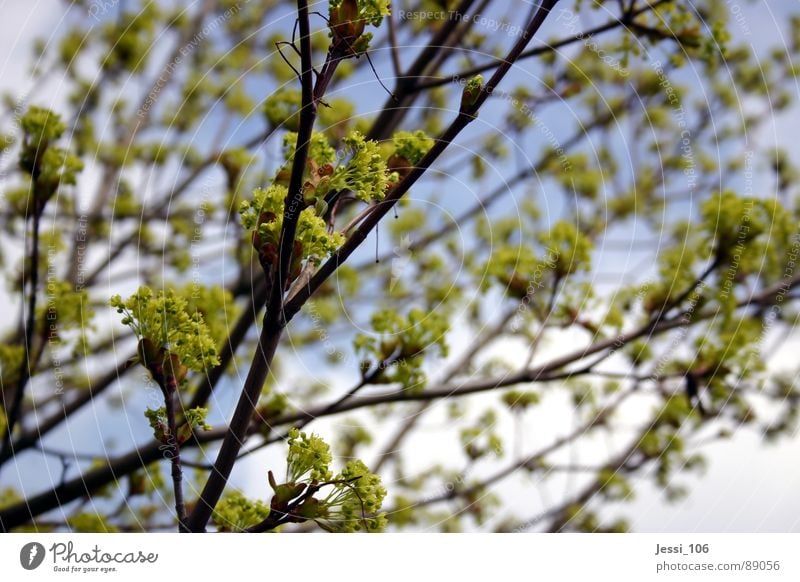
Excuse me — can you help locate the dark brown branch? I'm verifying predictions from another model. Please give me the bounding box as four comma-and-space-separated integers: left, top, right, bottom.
186, 0, 324, 532
286, 0, 563, 326
1, 203, 43, 466
162, 380, 187, 531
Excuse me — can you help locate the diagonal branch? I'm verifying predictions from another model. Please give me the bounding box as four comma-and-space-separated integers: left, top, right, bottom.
285, 0, 563, 325
186, 0, 325, 532
1, 270, 796, 531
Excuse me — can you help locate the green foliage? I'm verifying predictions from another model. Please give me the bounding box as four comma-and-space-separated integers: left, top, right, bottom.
110, 287, 220, 373
255, 391, 291, 429
460, 75, 484, 111
317, 98, 356, 138
17, 106, 83, 203
354, 307, 449, 391
68, 512, 120, 533
286, 427, 333, 482
331, 131, 392, 202
460, 410, 503, 461
0, 133, 14, 153
144, 406, 210, 443
256, 429, 388, 532
0, 344, 25, 387
562, 504, 630, 533
540, 220, 592, 277
330, 0, 390, 27
318, 460, 387, 532
178, 284, 238, 349
284, 131, 338, 169
0, 487, 22, 511
38, 280, 93, 337
391, 130, 434, 166
1, 0, 799, 536
328, 0, 390, 54
336, 421, 373, 458
486, 245, 549, 299
212, 491, 271, 532
501, 390, 541, 412
99, 3, 161, 72
597, 469, 634, 501
36, 147, 84, 187
20, 106, 66, 145
263, 87, 301, 131
240, 185, 344, 268
144, 407, 168, 442
702, 190, 795, 280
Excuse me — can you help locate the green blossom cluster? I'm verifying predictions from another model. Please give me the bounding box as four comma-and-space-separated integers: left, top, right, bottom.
330, 131, 391, 202
329, 0, 390, 54
501, 390, 541, 412
110, 286, 220, 374
99, 3, 161, 72
20, 106, 66, 146
642, 243, 703, 314
263, 87, 301, 131
701, 190, 794, 279
38, 280, 93, 339
354, 307, 449, 391
337, 421, 373, 458
330, 0, 390, 27
261, 429, 387, 532
211, 491, 271, 532
562, 504, 630, 533
280, 130, 391, 205
254, 391, 291, 433
597, 468, 634, 501
144, 406, 211, 444
460, 410, 503, 461
240, 185, 344, 268
634, 397, 708, 497
391, 130, 434, 166
286, 427, 333, 482
643, 191, 794, 314
318, 460, 387, 532
556, 153, 605, 200
485, 220, 592, 303
485, 246, 545, 299
18, 107, 83, 206
178, 284, 237, 348
283, 131, 338, 168
36, 147, 84, 187
540, 220, 592, 277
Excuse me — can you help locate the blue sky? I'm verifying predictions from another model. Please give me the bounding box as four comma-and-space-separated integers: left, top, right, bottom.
1, 0, 799, 532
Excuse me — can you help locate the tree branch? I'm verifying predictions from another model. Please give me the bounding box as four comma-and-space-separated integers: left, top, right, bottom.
186, 0, 324, 532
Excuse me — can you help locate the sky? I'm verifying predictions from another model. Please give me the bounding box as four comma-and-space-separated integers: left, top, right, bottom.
1, 0, 799, 532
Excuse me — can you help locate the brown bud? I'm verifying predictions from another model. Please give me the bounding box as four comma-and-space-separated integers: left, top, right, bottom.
330, 0, 366, 47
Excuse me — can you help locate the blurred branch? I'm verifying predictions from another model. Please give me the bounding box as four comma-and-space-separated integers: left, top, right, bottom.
414, 0, 674, 92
